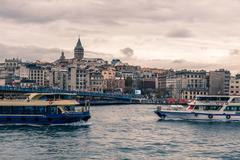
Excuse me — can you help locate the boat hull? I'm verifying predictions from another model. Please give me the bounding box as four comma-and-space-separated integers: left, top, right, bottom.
155, 110, 240, 122
0, 111, 91, 125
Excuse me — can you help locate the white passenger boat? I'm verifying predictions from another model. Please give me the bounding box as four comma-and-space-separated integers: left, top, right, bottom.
155, 95, 240, 122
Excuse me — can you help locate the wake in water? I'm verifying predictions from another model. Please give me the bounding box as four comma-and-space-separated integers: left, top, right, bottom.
157, 118, 240, 123
0, 121, 92, 131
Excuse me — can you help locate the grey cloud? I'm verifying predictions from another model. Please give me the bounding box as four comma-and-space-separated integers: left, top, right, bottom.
229, 49, 240, 56
85, 50, 113, 60
126, 58, 222, 71
1, 0, 240, 74
120, 47, 134, 57
172, 59, 186, 64
85, 50, 111, 56
1, 0, 237, 25
0, 1, 64, 23
0, 43, 64, 62
0, 43, 113, 62
167, 28, 193, 38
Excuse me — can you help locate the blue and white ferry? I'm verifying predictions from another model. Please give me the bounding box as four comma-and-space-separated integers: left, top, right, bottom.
155, 95, 240, 122
0, 93, 91, 125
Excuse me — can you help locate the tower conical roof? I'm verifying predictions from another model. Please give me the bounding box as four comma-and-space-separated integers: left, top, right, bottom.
75, 38, 83, 48
74, 37, 84, 59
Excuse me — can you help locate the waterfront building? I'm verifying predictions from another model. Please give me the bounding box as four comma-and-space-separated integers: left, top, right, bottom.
15, 64, 30, 79
102, 67, 117, 92
3, 58, 22, 85
229, 76, 240, 96
102, 67, 116, 80
137, 78, 158, 92
49, 66, 69, 90
68, 64, 89, 91
102, 79, 125, 93
209, 69, 231, 95
27, 63, 51, 87
89, 69, 103, 92
4, 58, 22, 71
115, 63, 141, 80
111, 59, 122, 66
157, 69, 175, 98
165, 71, 176, 98
173, 70, 208, 99
0, 63, 6, 85
81, 58, 108, 67
236, 74, 240, 79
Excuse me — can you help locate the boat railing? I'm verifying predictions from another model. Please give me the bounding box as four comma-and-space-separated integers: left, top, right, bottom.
75, 100, 90, 113
157, 105, 185, 111
75, 106, 90, 112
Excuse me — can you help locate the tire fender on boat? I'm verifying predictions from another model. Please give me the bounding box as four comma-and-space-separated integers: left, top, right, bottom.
226, 115, 231, 119
208, 114, 213, 119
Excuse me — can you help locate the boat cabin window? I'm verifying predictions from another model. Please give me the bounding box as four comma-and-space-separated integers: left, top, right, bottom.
0, 107, 12, 114
224, 106, 240, 111
194, 105, 222, 111
231, 98, 240, 103
196, 97, 229, 102
194, 106, 199, 110
39, 94, 75, 101
64, 106, 75, 112
0, 106, 58, 115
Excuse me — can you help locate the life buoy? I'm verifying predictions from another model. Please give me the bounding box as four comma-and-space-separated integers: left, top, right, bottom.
208, 114, 213, 119
226, 115, 231, 119
225, 102, 229, 105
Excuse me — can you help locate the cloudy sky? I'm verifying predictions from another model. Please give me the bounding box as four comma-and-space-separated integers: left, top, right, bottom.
1, 0, 240, 73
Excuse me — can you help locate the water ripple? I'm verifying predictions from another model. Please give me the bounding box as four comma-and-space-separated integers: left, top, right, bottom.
0, 105, 240, 159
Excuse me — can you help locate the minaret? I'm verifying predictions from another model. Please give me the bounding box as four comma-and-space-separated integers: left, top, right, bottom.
74, 38, 84, 60
60, 51, 65, 60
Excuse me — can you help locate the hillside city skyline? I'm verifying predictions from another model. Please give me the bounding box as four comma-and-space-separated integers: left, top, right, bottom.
0, 37, 239, 75
1, 38, 240, 100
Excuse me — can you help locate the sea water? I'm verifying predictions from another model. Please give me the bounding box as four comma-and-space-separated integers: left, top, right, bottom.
0, 105, 239, 160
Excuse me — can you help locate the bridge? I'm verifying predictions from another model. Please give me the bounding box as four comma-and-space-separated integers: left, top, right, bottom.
0, 86, 142, 105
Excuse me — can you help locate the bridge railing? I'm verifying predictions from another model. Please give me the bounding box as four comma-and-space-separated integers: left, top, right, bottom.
0, 85, 135, 100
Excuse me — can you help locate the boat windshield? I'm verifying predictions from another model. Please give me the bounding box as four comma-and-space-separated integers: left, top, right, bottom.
64, 106, 75, 112
231, 98, 240, 103
196, 96, 229, 102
